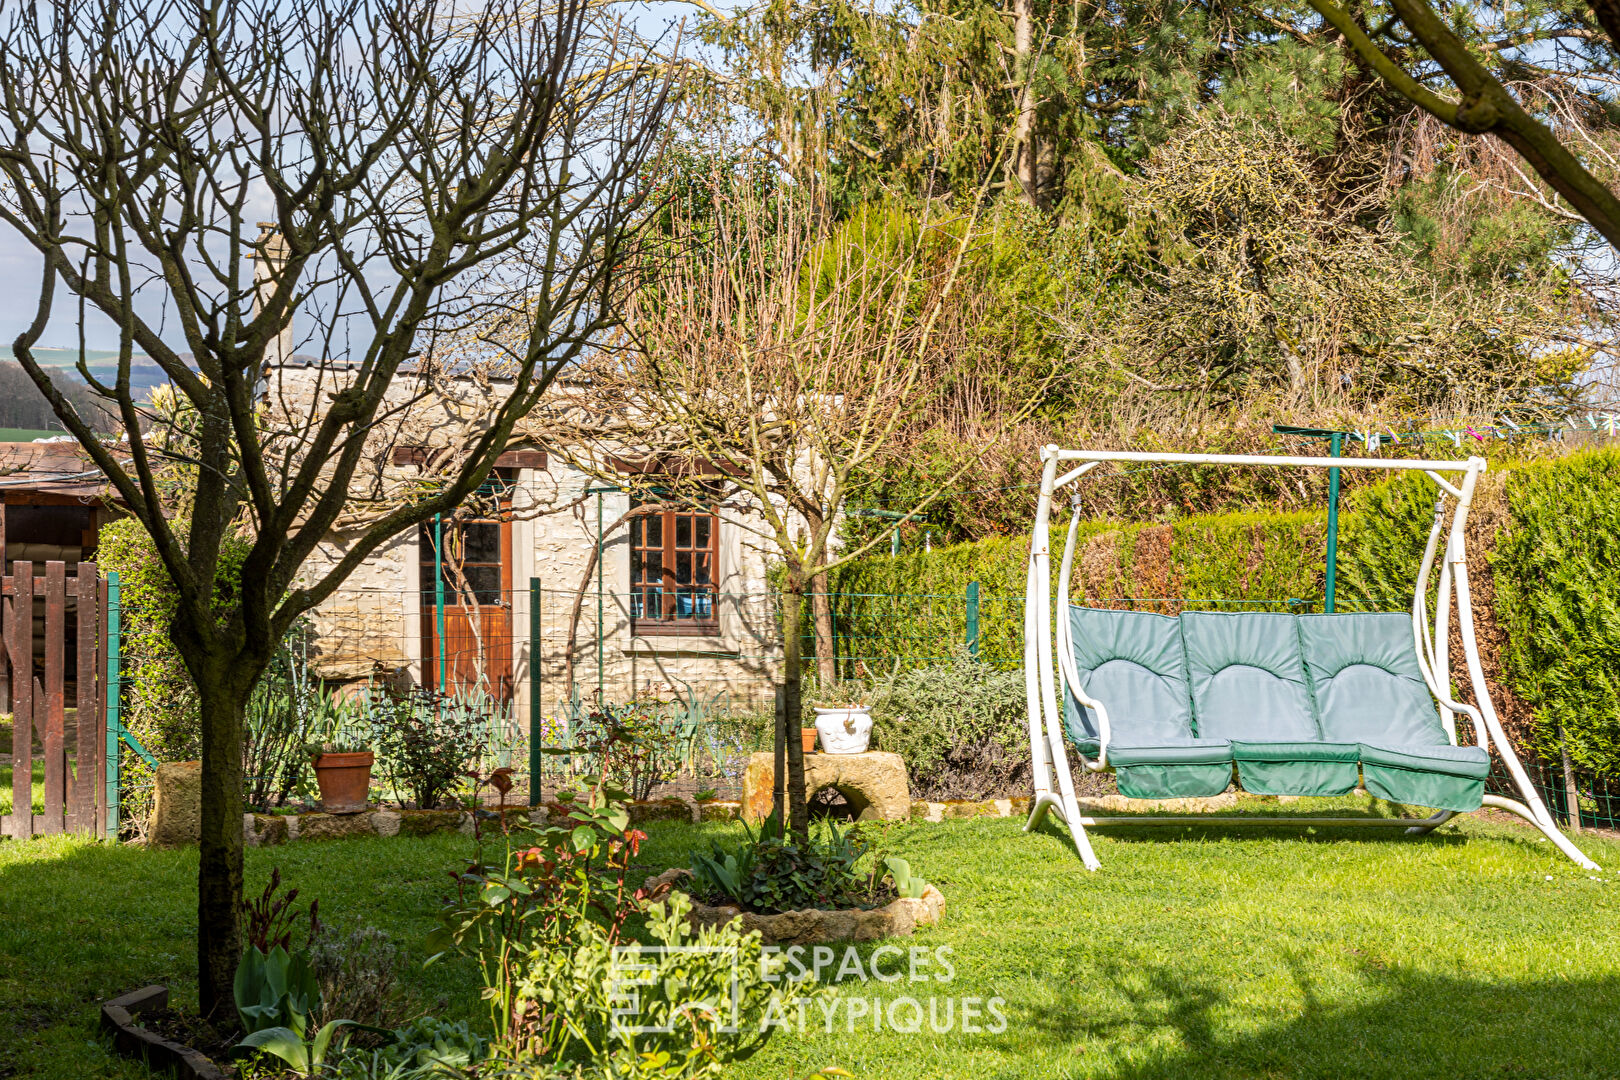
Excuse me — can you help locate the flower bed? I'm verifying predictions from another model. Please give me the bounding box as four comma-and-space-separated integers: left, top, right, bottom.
643, 868, 946, 945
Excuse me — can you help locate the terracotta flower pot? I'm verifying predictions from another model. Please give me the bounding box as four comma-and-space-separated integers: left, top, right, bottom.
802, 728, 819, 755
311, 751, 374, 814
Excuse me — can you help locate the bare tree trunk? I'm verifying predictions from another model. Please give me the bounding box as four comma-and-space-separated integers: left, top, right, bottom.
811, 572, 836, 685
780, 584, 809, 841
191, 662, 253, 1021
1011, 0, 1037, 204
1560, 728, 1582, 834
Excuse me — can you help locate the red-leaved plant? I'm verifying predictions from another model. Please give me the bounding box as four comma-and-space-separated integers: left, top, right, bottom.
425, 728, 658, 1048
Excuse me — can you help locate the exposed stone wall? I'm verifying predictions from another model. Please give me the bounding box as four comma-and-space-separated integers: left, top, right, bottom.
268, 363, 785, 709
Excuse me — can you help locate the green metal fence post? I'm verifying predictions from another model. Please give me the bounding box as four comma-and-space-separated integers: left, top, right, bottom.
965, 581, 980, 659
104, 572, 121, 839
1325, 431, 1343, 613
529, 576, 542, 807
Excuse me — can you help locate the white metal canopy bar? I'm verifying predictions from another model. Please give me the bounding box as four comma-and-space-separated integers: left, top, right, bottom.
1050, 448, 1476, 472
1023, 444, 1600, 871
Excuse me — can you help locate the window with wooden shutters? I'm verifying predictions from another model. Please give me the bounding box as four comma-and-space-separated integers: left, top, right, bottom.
630, 502, 719, 635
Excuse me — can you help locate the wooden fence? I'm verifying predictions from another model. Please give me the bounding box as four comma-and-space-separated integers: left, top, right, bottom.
1, 560, 109, 838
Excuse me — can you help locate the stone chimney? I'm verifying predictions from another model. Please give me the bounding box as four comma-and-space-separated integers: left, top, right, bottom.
252, 222, 293, 368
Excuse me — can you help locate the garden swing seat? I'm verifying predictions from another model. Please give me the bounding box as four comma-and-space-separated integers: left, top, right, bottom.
1062, 608, 1489, 809
1022, 447, 1598, 871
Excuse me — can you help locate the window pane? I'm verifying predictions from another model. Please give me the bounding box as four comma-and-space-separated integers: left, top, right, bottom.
645, 550, 662, 581
645, 515, 662, 547
676, 515, 691, 548
463, 565, 501, 604
694, 554, 712, 585
464, 522, 500, 563
630, 518, 643, 547
695, 516, 710, 548
675, 552, 691, 585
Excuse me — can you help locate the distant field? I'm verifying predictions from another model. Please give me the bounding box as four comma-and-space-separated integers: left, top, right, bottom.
0, 428, 63, 442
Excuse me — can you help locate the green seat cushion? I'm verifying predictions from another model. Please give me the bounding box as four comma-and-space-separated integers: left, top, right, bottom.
1179, 611, 1318, 742
1110, 739, 1234, 800
1231, 740, 1360, 797
1299, 613, 1448, 746
1359, 743, 1490, 812
1063, 606, 1194, 755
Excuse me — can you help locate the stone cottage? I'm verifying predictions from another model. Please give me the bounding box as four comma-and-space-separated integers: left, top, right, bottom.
267, 358, 787, 722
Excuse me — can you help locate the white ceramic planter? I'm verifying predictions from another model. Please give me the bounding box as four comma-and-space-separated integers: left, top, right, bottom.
813, 707, 873, 754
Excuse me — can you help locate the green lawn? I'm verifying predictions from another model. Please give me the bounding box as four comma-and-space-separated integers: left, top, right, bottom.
0, 762, 45, 816
3, 801, 1619, 1079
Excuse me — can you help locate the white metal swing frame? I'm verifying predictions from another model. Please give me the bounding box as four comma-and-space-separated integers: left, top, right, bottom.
1022, 445, 1599, 871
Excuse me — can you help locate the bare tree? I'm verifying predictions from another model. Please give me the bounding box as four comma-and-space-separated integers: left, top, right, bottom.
0, 0, 669, 1016
545, 184, 1051, 838
1308, 0, 1620, 249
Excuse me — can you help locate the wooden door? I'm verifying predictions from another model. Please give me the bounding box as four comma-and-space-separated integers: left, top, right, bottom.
420, 513, 513, 701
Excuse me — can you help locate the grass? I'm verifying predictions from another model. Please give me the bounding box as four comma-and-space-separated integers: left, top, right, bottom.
3, 800, 1620, 1079
0, 762, 46, 816
0, 427, 62, 442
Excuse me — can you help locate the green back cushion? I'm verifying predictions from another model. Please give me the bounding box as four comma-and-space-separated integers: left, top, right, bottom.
1064, 606, 1194, 747
1179, 611, 1318, 741
1299, 613, 1447, 746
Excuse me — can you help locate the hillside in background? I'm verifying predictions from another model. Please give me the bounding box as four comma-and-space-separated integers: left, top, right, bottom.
0, 351, 130, 434
0, 347, 171, 394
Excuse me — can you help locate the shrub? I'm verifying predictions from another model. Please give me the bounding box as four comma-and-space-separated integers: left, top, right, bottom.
429, 735, 804, 1077
569, 700, 683, 801
367, 685, 490, 810
1494, 449, 1620, 774
870, 652, 1030, 799
508, 894, 793, 1077
308, 920, 407, 1032
687, 815, 868, 913
98, 517, 253, 829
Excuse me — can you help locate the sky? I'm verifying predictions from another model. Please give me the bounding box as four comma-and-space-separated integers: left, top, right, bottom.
0, 0, 713, 356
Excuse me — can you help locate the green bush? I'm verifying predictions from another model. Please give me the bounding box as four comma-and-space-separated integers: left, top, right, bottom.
98, 517, 252, 828
870, 651, 1030, 799
1494, 449, 1620, 774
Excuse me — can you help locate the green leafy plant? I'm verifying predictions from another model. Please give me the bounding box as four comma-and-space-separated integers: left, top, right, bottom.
883, 855, 929, 899
426, 759, 646, 1045
804, 680, 872, 710
366, 683, 488, 810
234, 943, 321, 1037
507, 893, 810, 1077
686, 813, 868, 913
429, 728, 806, 1076
237, 1018, 354, 1077
693, 787, 719, 802
308, 920, 406, 1033
868, 651, 1031, 799
243, 623, 327, 811
334, 1016, 488, 1079
573, 700, 682, 801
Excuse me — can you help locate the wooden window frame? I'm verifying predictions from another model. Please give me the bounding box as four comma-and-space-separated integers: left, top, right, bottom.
630, 501, 721, 637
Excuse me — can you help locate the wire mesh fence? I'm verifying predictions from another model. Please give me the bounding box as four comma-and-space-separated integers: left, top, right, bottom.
1489, 751, 1620, 832
102, 577, 1620, 832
